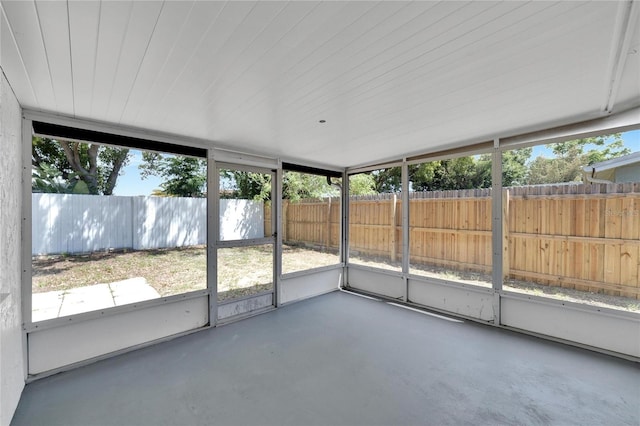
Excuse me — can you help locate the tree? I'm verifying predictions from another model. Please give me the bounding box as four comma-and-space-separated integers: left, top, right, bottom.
526, 155, 582, 184
475, 148, 532, 188
283, 172, 340, 202
139, 153, 207, 197
526, 134, 629, 185
32, 137, 130, 195
410, 157, 489, 191
501, 148, 532, 186
216, 170, 271, 201
348, 173, 377, 196
371, 168, 402, 193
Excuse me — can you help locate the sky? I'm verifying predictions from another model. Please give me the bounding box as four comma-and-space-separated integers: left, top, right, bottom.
530, 129, 640, 159
112, 129, 640, 196
112, 150, 163, 196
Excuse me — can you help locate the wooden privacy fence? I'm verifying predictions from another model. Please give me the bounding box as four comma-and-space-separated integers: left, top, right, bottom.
507, 183, 639, 299
263, 198, 341, 251
270, 183, 640, 299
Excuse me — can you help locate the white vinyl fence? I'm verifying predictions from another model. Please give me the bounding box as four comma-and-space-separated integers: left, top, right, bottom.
32, 194, 264, 255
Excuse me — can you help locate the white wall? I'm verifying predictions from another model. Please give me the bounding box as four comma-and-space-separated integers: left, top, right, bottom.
0, 70, 25, 424
615, 163, 640, 183
28, 297, 209, 375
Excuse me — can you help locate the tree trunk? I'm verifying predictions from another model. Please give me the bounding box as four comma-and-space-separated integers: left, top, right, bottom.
60, 142, 100, 195
103, 149, 129, 195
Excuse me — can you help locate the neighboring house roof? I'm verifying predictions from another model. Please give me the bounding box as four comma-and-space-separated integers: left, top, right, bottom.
582, 151, 640, 183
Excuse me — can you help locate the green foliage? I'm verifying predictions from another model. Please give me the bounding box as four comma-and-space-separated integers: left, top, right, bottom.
32, 137, 130, 195
471, 148, 532, 188
222, 170, 343, 202
372, 167, 402, 192
32, 163, 88, 194
347, 168, 402, 195
347, 154, 531, 194
525, 134, 629, 185
349, 173, 377, 196
501, 148, 532, 186
139, 153, 207, 197
223, 171, 272, 201
410, 157, 492, 191
283, 172, 339, 202
526, 155, 582, 184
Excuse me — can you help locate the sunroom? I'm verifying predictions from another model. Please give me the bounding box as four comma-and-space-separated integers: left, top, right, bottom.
1, 1, 639, 425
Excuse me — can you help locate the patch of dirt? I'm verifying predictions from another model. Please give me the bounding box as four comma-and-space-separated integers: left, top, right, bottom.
32, 245, 342, 302
32, 247, 639, 313
349, 255, 639, 313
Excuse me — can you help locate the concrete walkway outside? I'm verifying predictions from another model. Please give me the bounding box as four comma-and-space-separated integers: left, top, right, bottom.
32, 278, 161, 322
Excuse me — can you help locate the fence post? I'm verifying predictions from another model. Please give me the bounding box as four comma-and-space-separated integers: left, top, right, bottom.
131, 196, 137, 250
264, 202, 270, 237
502, 188, 510, 279
325, 197, 332, 249
282, 200, 288, 243
390, 193, 397, 262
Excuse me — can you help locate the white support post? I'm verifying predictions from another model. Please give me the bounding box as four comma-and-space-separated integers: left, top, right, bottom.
342, 171, 349, 288
401, 160, 410, 302
491, 138, 503, 325
207, 151, 218, 326
21, 116, 33, 378
274, 164, 282, 307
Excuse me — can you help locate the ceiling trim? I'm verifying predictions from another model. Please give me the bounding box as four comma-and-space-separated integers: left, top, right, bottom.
23, 108, 211, 150
500, 105, 640, 149
602, 0, 639, 113
32, 120, 206, 158
406, 141, 493, 165
23, 108, 346, 173
347, 160, 405, 175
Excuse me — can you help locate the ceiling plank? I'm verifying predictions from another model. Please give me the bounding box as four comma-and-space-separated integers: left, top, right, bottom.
602, 0, 640, 113
2, 0, 55, 109
132, 1, 257, 130
104, 1, 164, 122
68, 1, 100, 118
206, 1, 421, 133
286, 2, 607, 140
122, 1, 221, 124
0, 6, 37, 107
34, 0, 73, 115
160, 1, 290, 130
176, 1, 380, 136
190, 1, 323, 126
91, 1, 133, 119
1, 0, 637, 169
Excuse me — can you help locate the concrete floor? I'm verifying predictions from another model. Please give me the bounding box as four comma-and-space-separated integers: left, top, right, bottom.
12, 291, 640, 426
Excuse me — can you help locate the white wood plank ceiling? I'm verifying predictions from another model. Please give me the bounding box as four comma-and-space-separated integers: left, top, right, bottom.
1, 1, 639, 168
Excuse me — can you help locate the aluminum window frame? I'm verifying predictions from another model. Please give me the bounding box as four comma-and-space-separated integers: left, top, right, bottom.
280, 166, 344, 277
23, 113, 213, 332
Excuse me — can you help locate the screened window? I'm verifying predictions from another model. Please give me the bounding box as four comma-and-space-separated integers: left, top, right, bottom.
408, 154, 492, 288
281, 170, 342, 274
502, 130, 640, 312
348, 167, 402, 272
31, 135, 207, 322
